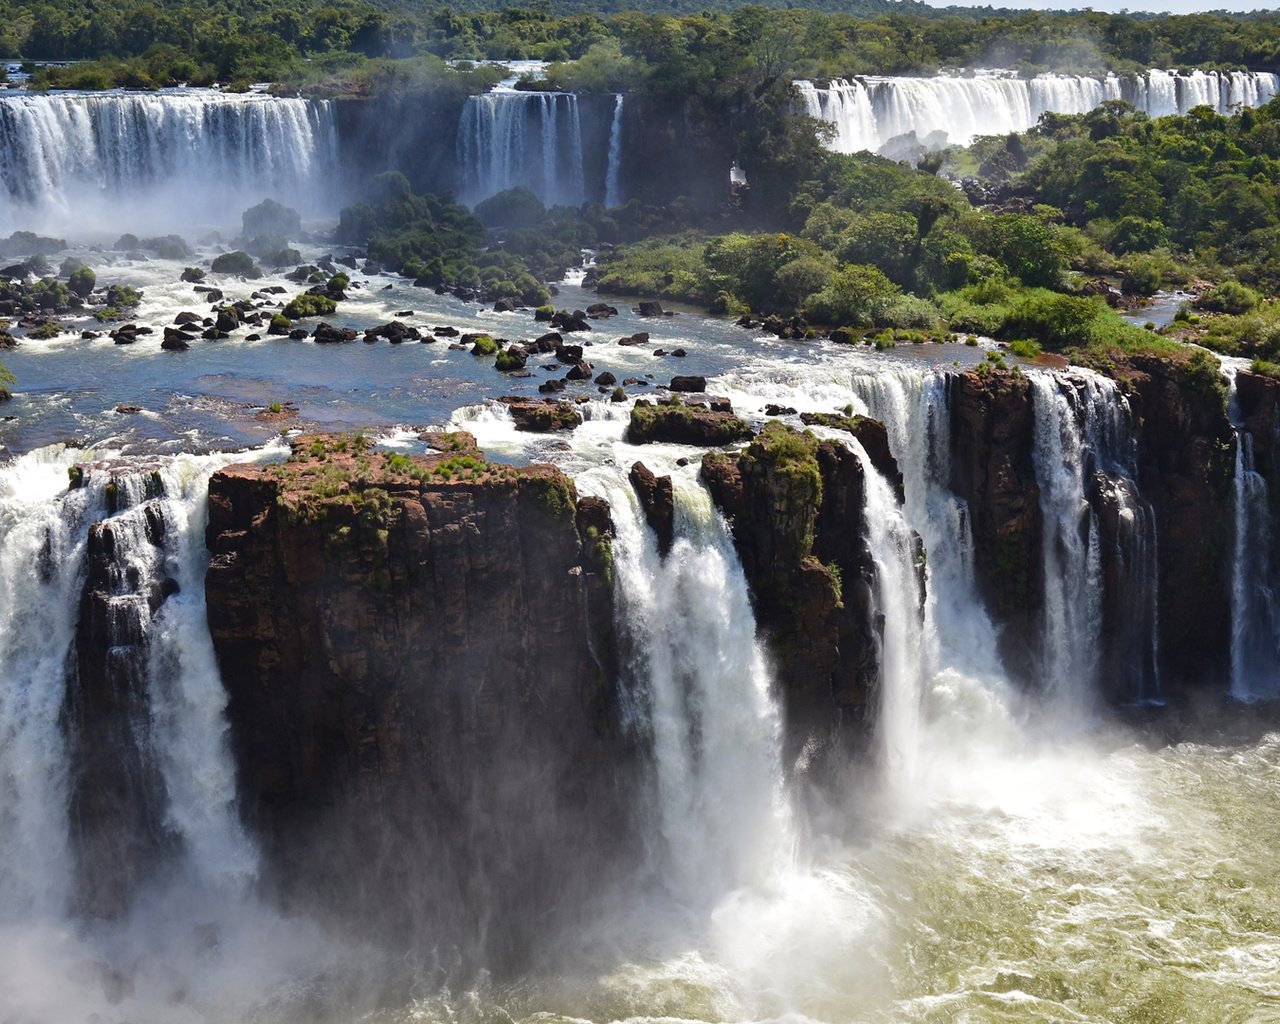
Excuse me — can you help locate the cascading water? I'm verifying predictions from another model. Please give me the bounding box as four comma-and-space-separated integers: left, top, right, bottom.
580, 462, 792, 905
796, 68, 1280, 154
0, 447, 267, 916
0, 91, 338, 236
604, 94, 625, 209
845, 436, 926, 788
850, 365, 1007, 685
0, 445, 98, 918
1224, 363, 1280, 701
1030, 373, 1160, 706
456, 90, 588, 209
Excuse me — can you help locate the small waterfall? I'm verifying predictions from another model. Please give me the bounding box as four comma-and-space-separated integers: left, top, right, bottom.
1030, 373, 1159, 706
844, 437, 926, 786
604, 94, 624, 209
796, 69, 1280, 154
1225, 367, 1280, 701
582, 465, 791, 904
0, 91, 338, 235
851, 366, 1005, 683
456, 90, 589, 209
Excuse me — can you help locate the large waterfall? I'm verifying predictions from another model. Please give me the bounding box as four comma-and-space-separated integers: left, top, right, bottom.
795, 69, 1280, 154
0, 91, 338, 236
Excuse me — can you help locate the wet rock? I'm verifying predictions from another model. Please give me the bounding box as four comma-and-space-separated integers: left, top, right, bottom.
629, 461, 674, 556
594, 371, 617, 386
313, 323, 358, 344
669, 375, 707, 393
501, 397, 582, 432
627, 398, 752, 446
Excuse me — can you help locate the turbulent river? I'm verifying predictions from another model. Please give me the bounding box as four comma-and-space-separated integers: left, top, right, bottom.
2, 241, 1280, 1024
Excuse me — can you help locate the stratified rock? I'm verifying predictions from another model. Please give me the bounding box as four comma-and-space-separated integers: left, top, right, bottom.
204, 435, 629, 966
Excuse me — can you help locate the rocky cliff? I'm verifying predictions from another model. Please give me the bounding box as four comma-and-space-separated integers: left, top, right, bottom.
702, 419, 906, 774
203, 433, 625, 969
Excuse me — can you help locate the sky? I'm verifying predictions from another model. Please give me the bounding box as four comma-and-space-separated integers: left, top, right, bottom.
920, 0, 1279, 12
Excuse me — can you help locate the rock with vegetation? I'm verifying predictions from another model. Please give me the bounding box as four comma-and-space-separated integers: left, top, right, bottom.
702, 421, 906, 773
626, 398, 752, 447
204, 433, 628, 956
500, 397, 582, 432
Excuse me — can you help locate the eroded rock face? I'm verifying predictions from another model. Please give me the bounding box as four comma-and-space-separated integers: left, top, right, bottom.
948, 369, 1043, 683
204, 434, 627, 970
1119, 354, 1235, 692
702, 422, 901, 774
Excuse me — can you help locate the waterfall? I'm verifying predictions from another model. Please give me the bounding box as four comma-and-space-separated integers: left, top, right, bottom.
850, 366, 1006, 683
0, 91, 338, 236
1029, 373, 1159, 706
796, 69, 1280, 154
0, 446, 98, 917
0, 445, 272, 923
843, 437, 926, 787
1225, 366, 1280, 701
456, 90, 589, 209
581, 464, 791, 904
604, 94, 624, 209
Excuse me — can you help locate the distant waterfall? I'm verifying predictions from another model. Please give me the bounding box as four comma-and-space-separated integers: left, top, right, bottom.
582, 465, 791, 904
456, 90, 588, 209
0, 91, 338, 236
604, 94, 624, 209
795, 69, 1280, 154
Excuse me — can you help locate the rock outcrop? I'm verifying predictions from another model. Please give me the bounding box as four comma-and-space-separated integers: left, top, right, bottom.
702, 421, 901, 773
1118, 352, 1235, 692
204, 434, 627, 969
947, 368, 1043, 682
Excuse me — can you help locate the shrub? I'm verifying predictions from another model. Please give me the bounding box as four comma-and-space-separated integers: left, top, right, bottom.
282, 294, 337, 318
1199, 280, 1259, 315
68, 267, 95, 298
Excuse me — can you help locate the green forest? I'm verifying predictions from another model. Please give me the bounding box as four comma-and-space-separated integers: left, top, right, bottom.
3, 1, 1278, 90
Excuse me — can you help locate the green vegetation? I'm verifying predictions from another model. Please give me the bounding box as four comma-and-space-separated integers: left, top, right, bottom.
470, 334, 499, 356
7, 0, 1279, 94
67, 266, 95, 298
210, 250, 261, 278
282, 293, 337, 319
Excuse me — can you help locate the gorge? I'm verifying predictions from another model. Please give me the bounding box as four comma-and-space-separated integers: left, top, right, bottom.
2, 50, 1280, 1024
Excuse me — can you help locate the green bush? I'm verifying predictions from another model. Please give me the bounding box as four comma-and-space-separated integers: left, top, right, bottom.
282, 294, 337, 319
68, 266, 95, 298
1199, 280, 1260, 315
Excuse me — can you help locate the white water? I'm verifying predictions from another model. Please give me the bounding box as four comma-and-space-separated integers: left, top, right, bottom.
581, 462, 792, 905
604, 94, 624, 210
1224, 361, 1280, 702
847, 436, 927, 789
0, 445, 102, 917
796, 68, 1280, 154
0, 91, 338, 236
456, 90, 588, 209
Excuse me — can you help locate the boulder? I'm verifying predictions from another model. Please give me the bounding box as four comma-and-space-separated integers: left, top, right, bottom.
669, 375, 707, 393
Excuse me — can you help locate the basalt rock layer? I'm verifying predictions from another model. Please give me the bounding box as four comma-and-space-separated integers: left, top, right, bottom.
203, 434, 625, 969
